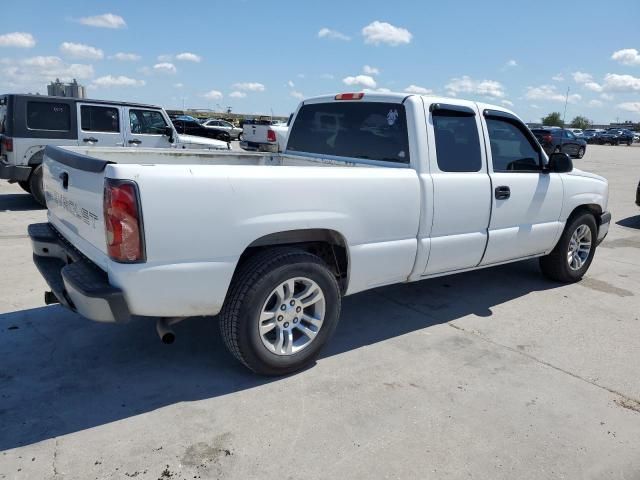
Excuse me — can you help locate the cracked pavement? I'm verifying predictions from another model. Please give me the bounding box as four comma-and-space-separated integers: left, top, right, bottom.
1, 144, 639, 479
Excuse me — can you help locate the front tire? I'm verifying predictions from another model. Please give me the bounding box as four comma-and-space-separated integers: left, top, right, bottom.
18, 180, 31, 193
28, 164, 45, 206
576, 146, 585, 159
539, 212, 597, 283
220, 248, 341, 375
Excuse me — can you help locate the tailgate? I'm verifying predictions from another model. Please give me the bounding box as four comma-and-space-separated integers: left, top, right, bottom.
43, 146, 109, 265
243, 124, 272, 143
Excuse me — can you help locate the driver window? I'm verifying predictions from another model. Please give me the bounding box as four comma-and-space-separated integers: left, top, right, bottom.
487, 118, 541, 172
129, 109, 168, 134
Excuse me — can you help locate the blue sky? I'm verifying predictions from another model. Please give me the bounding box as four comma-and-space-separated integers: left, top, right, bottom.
1, 0, 639, 122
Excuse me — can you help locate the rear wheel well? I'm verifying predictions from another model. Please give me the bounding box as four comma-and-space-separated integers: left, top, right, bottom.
237, 229, 349, 293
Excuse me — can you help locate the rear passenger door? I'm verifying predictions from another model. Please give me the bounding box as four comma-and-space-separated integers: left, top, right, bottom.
124, 107, 172, 148
481, 110, 563, 265
423, 103, 492, 275
562, 130, 579, 155
77, 103, 124, 147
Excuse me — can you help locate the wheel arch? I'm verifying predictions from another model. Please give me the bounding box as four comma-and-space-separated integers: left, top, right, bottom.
237, 229, 350, 294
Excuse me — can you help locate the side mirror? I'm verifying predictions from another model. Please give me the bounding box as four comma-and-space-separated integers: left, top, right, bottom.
163, 126, 175, 144
548, 152, 573, 173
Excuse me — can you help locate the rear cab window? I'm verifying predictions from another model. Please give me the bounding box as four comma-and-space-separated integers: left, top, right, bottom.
431, 107, 482, 172
286, 101, 410, 164
26, 101, 71, 131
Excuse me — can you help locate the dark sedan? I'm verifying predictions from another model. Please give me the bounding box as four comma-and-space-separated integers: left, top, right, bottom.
598, 129, 635, 146
172, 119, 231, 142
530, 128, 587, 159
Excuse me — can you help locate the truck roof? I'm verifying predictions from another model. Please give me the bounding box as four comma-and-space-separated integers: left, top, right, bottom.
0, 93, 162, 110
301, 92, 515, 116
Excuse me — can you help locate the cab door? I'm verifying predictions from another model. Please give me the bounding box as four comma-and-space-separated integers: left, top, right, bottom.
76, 103, 124, 147
480, 110, 564, 265
423, 102, 492, 275
124, 107, 172, 148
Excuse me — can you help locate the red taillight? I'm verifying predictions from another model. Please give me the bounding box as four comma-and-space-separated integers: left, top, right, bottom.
1, 136, 13, 152
267, 129, 277, 142
335, 93, 365, 101
103, 179, 145, 263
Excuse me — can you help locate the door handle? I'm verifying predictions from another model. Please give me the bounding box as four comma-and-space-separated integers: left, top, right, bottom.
82, 137, 98, 143
495, 186, 511, 200
128, 139, 142, 145
59, 172, 69, 189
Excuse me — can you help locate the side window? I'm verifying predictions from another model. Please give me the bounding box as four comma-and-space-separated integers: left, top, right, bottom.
26, 102, 71, 131
486, 118, 541, 172
80, 106, 120, 132
563, 130, 575, 139
432, 111, 482, 172
129, 109, 168, 134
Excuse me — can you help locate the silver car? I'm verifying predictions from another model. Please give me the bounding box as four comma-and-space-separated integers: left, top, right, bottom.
203, 119, 243, 140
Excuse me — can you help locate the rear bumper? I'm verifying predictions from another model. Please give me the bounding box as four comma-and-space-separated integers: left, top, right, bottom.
597, 211, 611, 246
29, 222, 131, 323
0, 161, 31, 181
240, 140, 278, 153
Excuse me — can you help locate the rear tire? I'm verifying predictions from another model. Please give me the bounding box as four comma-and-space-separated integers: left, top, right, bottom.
576, 147, 585, 159
18, 180, 31, 193
28, 164, 45, 206
220, 248, 341, 375
539, 212, 597, 283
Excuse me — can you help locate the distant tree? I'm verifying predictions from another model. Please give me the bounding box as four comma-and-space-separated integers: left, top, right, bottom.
542, 112, 563, 127
570, 116, 592, 130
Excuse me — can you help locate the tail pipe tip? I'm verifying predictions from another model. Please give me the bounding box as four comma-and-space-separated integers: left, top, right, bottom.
156, 318, 180, 344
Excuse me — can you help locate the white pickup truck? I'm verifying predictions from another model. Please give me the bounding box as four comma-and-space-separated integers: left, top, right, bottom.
29, 92, 610, 375
240, 118, 289, 152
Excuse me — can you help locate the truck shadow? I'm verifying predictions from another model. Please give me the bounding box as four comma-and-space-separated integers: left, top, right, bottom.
0, 193, 45, 211
0, 259, 557, 451
616, 215, 640, 230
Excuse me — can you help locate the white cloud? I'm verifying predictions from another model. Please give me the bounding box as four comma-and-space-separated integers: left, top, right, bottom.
572, 71, 593, 83
618, 102, 640, 113
232, 82, 265, 92
174, 83, 184, 88
203, 90, 223, 100
297, 73, 305, 79
552, 74, 565, 82
363, 65, 380, 75
445, 76, 505, 98
290, 91, 304, 100
501, 100, 514, 107
602, 73, 640, 92
321, 73, 335, 80
584, 82, 603, 92
530, 104, 541, 109
153, 62, 176, 74
524, 84, 581, 103
229, 91, 246, 98
404, 84, 433, 95
588, 100, 603, 107
505, 59, 517, 67
342, 74, 377, 89
362, 21, 412, 46
78, 13, 126, 29
318, 28, 351, 41
611, 48, 640, 66
110, 52, 140, 61
0, 56, 93, 91
287, 80, 295, 88
0, 32, 36, 48
175, 52, 201, 62
60, 42, 104, 60
92, 75, 145, 88
600, 93, 614, 101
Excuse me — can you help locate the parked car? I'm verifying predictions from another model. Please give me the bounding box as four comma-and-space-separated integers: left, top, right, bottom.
582, 129, 603, 144
172, 118, 231, 143
634, 132, 640, 143
29, 92, 610, 375
598, 128, 635, 146
530, 128, 587, 158
203, 119, 243, 140
240, 118, 289, 152
0, 94, 229, 205
566, 128, 584, 137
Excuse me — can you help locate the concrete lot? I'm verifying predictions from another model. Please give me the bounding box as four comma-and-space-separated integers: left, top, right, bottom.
1, 144, 639, 479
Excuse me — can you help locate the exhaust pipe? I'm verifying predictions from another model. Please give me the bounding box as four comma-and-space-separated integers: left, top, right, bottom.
156, 318, 182, 344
